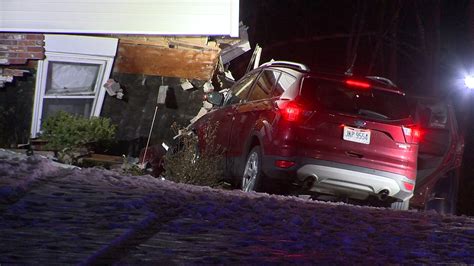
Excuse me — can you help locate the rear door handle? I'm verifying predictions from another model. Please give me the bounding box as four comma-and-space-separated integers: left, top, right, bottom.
346, 151, 363, 158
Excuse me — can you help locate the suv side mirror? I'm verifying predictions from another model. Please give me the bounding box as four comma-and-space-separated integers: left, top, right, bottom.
205, 92, 224, 106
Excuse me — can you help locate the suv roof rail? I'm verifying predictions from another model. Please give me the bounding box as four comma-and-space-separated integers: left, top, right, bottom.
366, 76, 397, 87
260, 60, 310, 72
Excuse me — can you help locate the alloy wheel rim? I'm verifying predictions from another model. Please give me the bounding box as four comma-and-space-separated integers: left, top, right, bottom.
242, 151, 258, 192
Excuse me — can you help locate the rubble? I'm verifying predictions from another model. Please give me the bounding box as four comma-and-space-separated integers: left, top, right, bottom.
103, 79, 124, 99
0, 68, 29, 88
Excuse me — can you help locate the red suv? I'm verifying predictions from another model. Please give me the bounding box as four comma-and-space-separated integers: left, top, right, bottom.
193, 61, 420, 206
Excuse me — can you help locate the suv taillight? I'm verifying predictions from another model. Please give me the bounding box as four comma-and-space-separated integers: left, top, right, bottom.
280, 101, 303, 122
402, 125, 422, 144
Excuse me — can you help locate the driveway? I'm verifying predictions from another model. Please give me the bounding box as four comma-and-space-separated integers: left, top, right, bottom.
0, 149, 473, 264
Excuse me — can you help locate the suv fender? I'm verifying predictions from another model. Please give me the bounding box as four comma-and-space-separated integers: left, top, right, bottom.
230, 133, 264, 178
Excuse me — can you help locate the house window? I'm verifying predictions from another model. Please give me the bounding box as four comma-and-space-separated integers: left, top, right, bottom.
31, 35, 117, 138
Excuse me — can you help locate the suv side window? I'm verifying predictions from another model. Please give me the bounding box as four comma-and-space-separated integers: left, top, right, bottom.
248, 70, 280, 101
225, 71, 259, 105
273, 72, 298, 98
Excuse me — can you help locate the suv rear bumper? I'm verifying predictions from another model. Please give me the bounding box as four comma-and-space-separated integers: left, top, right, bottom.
262, 157, 414, 201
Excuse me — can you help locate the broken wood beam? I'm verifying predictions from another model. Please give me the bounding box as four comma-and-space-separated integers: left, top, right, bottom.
114, 43, 220, 81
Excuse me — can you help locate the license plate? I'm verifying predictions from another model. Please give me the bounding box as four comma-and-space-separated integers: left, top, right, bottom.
343, 126, 371, 144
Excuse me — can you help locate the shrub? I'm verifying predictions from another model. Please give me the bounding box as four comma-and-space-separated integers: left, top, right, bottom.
41, 111, 116, 163
163, 122, 224, 187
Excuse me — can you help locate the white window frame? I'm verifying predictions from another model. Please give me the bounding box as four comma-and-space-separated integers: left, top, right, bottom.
31, 35, 117, 138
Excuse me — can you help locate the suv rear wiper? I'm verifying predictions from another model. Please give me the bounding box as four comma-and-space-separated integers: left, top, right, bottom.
358, 109, 389, 120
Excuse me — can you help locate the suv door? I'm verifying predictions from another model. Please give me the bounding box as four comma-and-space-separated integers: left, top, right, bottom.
196, 70, 259, 176
227, 69, 281, 176
409, 97, 464, 214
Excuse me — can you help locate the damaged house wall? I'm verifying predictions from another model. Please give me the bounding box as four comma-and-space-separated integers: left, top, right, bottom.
0, 33, 226, 157
0, 1, 241, 152
100, 36, 220, 156
0, 69, 36, 147
101, 75, 206, 156
0, 33, 44, 147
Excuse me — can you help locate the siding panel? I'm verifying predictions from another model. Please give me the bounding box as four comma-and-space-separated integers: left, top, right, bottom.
0, 0, 239, 37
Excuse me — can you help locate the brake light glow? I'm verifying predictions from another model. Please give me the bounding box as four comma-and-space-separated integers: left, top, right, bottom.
275, 160, 296, 168
403, 181, 415, 191
280, 101, 303, 122
345, 80, 371, 88
402, 125, 422, 144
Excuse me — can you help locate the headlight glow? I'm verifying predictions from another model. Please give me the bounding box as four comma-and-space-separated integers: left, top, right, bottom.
464, 75, 474, 89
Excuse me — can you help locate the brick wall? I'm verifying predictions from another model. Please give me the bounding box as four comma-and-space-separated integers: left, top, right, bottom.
0, 33, 45, 65
0, 33, 44, 87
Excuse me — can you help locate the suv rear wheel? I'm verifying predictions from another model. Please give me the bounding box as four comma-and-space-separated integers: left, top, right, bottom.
242, 146, 264, 192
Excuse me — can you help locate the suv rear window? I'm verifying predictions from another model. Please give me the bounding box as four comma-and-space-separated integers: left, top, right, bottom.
300, 77, 411, 120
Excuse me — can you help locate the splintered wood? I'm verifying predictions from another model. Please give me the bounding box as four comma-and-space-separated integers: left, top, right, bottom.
114, 40, 220, 81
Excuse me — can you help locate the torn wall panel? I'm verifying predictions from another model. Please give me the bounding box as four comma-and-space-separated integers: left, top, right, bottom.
218, 23, 251, 64
114, 42, 220, 81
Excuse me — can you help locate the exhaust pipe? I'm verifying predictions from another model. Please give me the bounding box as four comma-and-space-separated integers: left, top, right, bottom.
302, 176, 316, 190
377, 189, 389, 201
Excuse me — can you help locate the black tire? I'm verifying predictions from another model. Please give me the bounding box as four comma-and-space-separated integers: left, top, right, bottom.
241, 146, 264, 192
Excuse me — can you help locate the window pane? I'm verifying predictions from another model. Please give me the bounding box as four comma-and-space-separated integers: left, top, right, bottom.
273, 72, 298, 98
225, 71, 259, 105
248, 70, 278, 101
301, 78, 410, 120
41, 98, 93, 123
45, 62, 100, 95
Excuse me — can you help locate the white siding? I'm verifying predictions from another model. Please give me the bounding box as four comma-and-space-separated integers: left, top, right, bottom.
44, 34, 118, 57
0, 0, 240, 37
